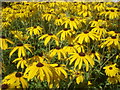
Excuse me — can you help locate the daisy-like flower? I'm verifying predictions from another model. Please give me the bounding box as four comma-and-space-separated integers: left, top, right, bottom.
100, 36, 120, 50
63, 17, 80, 30
54, 17, 63, 26
24, 62, 54, 84
12, 57, 28, 69
74, 30, 98, 44
42, 12, 55, 21
1, 82, 20, 89
89, 50, 101, 61
68, 52, 94, 71
2, 72, 28, 88
39, 33, 59, 46
74, 43, 86, 53
11, 30, 29, 41
49, 47, 66, 60
57, 28, 76, 41
103, 63, 119, 77
50, 64, 67, 78
107, 31, 120, 37
107, 76, 118, 84
70, 70, 84, 84
9, 43, 33, 58
0, 36, 14, 50
26, 26, 43, 36
63, 44, 76, 53
91, 26, 107, 39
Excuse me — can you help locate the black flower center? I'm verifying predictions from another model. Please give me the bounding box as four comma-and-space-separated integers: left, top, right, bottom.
84, 30, 89, 34
17, 43, 23, 46
95, 19, 98, 21
106, 10, 109, 12
55, 47, 61, 50
48, 33, 53, 35
38, 52, 43, 57
117, 10, 120, 12
36, 63, 44, 67
70, 18, 74, 21
15, 72, 22, 77
63, 28, 68, 31
2, 84, 9, 89
0, 36, 6, 39
111, 10, 114, 12
91, 50, 95, 53
109, 67, 113, 70
79, 52, 85, 56
115, 31, 120, 33
99, 26, 103, 28
48, 12, 51, 14
111, 36, 116, 39
34, 26, 37, 28
58, 17, 60, 19
68, 44, 74, 47
56, 64, 61, 67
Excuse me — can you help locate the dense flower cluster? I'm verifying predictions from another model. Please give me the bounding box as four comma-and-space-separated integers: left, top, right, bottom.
1, 1, 120, 89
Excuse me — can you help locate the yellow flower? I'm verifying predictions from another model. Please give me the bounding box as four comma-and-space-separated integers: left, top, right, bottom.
91, 26, 107, 39
89, 50, 101, 61
24, 62, 54, 84
2, 72, 28, 88
71, 70, 84, 84
0, 36, 14, 50
74, 43, 86, 53
103, 63, 119, 77
68, 52, 94, 71
9, 43, 32, 58
63, 44, 77, 53
54, 17, 63, 26
12, 57, 28, 69
63, 17, 80, 30
42, 12, 55, 21
50, 64, 67, 78
11, 30, 29, 41
26, 26, 43, 36
74, 30, 98, 44
100, 36, 120, 50
57, 28, 76, 41
39, 33, 59, 46
107, 76, 118, 84
49, 47, 66, 60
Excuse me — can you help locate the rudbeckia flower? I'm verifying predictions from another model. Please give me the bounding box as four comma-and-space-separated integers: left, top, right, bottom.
2, 72, 28, 88
74, 43, 86, 53
63, 17, 80, 30
49, 47, 66, 60
74, 30, 98, 44
107, 76, 118, 84
0, 36, 14, 50
54, 17, 63, 26
24, 62, 54, 84
12, 57, 28, 69
57, 28, 76, 41
63, 44, 76, 53
42, 12, 55, 21
103, 63, 119, 77
1, 82, 20, 89
100, 36, 120, 50
9, 43, 33, 58
89, 50, 101, 61
91, 26, 107, 39
26, 26, 43, 36
50, 64, 68, 78
68, 52, 94, 71
39, 33, 59, 46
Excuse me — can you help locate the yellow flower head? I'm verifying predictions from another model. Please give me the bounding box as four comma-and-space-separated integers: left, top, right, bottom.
103, 63, 119, 77
39, 33, 59, 46
9, 43, 33, 58
2, 72, 28, 88
68, 52, 94, 71
0, 36, 14, 50
26, 26, 43, 36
